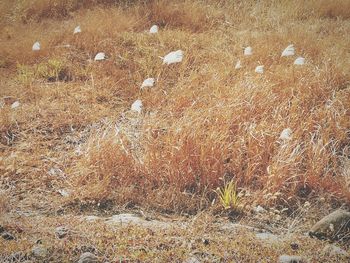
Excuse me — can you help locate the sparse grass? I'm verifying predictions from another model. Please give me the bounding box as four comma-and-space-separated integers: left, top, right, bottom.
0, 0, 350, 260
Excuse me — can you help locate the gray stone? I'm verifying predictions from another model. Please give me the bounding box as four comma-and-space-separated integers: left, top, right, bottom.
78, 252, 98, 263
278, 255, 305, 263
309, 209, 350, 240
32, 245, 48, 258
55, 226, 69, 239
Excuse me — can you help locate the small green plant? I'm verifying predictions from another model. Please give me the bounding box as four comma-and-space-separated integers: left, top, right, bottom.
216, 180, 239, 210
36, 58, 66, 81
16, 63, 34, 86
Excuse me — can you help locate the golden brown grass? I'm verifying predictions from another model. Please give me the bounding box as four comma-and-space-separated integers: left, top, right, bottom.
0, 0, 349, 217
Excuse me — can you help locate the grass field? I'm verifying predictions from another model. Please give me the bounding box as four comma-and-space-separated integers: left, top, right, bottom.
0, 0, 350, 261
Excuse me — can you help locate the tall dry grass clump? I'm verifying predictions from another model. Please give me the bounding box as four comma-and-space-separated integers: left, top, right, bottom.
0, 0, 349, 214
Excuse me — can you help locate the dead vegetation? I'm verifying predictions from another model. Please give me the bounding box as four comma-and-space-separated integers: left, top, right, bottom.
0, 2, 350, 260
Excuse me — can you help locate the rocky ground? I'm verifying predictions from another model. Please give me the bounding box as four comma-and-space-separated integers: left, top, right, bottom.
1, 201, 349, 262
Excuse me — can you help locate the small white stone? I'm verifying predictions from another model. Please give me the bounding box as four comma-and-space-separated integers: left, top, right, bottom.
11, 101, 20, 109
149, 25, 158, 34
131, 99, 142, 113
244, 46, 252, 56
255, 65, 264, 74
294, 57, 305, 65
254, 205, 266, 213
73, 25, 81, 34
235, 60, 241, 69
141, 78, 155, 89
163, 50, 183, 65
281, 44, 295, 57
32, 245, 48, 258
57, 189, 70, 197
280, 128, 292, 141
94, 52, 106, 61
32, 41, 40, 51
55, 226, 69, 238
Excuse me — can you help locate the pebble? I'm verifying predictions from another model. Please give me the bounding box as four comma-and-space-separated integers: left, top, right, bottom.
278, 255, 305, 263
77, 252, 98, 263
55, 226, 69, 239
32, 245, 48, 258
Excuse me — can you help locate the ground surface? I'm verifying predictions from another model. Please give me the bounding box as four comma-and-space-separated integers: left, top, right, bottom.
1, 0, 350, 262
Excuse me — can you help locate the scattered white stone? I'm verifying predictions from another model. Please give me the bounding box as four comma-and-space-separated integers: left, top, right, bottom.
149, 25, 158, 34
281, 44, 295, 57
254, 205, 267, 213
280, 128, 292, 141
11, 101, 20, 109
94, 52, 106, 61
73, 25, 81, 34
55, 226, 69, 239
244, 46, 252, 56
131, 99, 142, 113
32, 245, 48, 258
255, 65, 264, 74
141, 78, 155, 89
32, 41, 40, 51
294, 57, 305, 65
57, 189, 70, 197
235, 60, 241, 69
48, 167, 63, 177
163, 50, 183, 65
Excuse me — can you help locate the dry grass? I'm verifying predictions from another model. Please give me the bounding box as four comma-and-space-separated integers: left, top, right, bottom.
0, 0, 349, 217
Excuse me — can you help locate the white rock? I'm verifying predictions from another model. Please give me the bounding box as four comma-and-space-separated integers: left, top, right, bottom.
131, 99, 142, 113
235, 60, 241, 69
73, 25, 81, 34
163, 50, 183, 65
149, 25, 158, 34
141, 78, 155, 89
255, 65, 264, 74
94, 52, 106, 61
280, 128, 292, 141
32, 41, 40, 51
32, 245, 48, 258
254, 205, 266, 213
57, 189, 70, 197
244, 46, 252, 56
281, 44, 295, 57
11, 101, 20, 109
294, 57, 305, 65
55, 226, 69, 238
